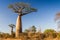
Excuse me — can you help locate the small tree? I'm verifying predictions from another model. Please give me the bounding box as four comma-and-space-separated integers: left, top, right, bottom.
30, 26, 36, 33
24, 29, 29, 33
8, 24, 15, 37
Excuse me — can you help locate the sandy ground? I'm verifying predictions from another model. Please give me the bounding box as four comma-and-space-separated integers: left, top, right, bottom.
0, 38, 22, 40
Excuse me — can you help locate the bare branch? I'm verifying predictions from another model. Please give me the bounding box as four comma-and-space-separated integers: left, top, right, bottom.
55, 12, 60, 21
8, 2, 37, 15
21, 11, 33, 16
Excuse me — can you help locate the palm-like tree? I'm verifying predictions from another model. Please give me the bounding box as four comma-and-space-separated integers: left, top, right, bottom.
8, 2, 37, 38
8, 24, 15, 35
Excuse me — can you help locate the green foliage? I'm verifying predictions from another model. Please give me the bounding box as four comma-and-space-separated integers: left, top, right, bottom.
8, 24, 15, 28
8, 2, 37, 14
44, 29, 57, 38
0, 32, 11, 38
24, 29, 29, 33
0, 32, 15, 38
0, 26, 58, 40
24, 26, 36, 33
44, 29, 56, 33
53, 33, 57, 38
8, 4, 13, 8
30, 26, 36, 33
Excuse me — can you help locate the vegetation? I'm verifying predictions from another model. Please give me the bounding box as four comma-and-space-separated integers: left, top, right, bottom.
8, 24, 15, 37
0, 26, 60, 40
8, 2, 37, 38
44, 29, 57, 38
0, 2, 60, 40
24, 26, 36, 33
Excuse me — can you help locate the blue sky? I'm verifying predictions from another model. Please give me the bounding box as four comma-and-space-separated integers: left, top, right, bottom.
0, 0, 60, 33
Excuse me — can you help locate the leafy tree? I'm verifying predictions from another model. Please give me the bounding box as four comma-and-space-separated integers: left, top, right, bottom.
30, 26, 36, 33
44, 29, 56, 38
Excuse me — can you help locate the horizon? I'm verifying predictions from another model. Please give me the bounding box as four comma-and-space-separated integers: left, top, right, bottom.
0, 0, 60, 33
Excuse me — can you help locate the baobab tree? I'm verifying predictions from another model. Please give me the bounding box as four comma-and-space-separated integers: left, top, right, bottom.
55, 13, 60, 32
8, 24, 15, 35
8, 2, 37, 38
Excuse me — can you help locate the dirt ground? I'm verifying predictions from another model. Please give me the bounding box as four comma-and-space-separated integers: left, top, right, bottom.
0, 38, 22, 40
0, 38, 60, 40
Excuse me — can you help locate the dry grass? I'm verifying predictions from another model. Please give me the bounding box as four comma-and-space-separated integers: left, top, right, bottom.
0, 38, 60, 40
0, 38, 22, 40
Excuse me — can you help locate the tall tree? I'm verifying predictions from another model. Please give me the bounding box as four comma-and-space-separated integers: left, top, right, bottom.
8, 24, 15, 35
55, 13, 60, 32
8, 2, 37, 38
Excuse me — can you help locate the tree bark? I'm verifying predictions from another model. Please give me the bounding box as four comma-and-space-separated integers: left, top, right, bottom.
16, 15, 22, 38
11, 27, 13, 35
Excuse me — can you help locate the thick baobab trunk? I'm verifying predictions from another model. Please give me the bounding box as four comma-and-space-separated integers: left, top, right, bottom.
16, 15, 22, 38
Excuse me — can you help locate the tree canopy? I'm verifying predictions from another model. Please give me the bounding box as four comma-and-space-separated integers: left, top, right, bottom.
44, 29, 56, 33
8, 2, 37, 15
